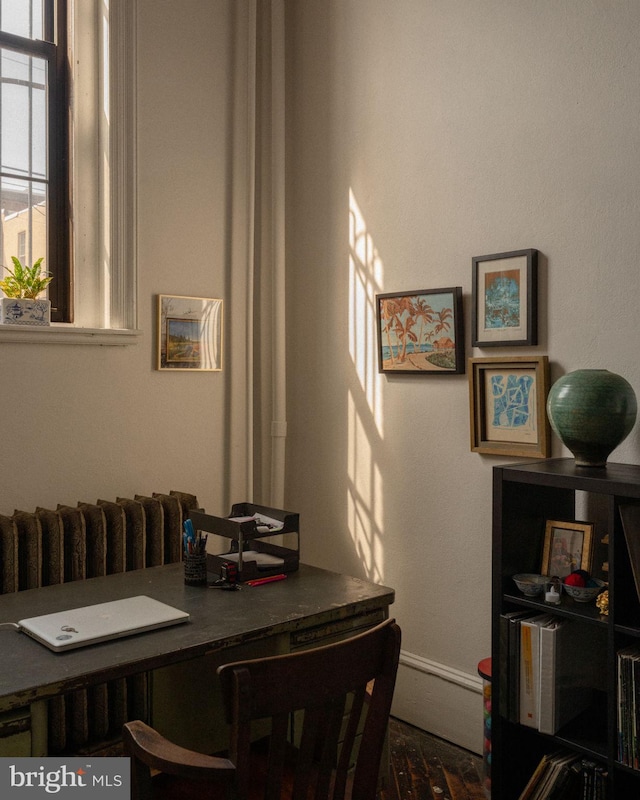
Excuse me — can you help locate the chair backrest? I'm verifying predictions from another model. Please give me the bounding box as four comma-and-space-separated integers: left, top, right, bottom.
217, 617, 401, 800
123, 618, 401, 800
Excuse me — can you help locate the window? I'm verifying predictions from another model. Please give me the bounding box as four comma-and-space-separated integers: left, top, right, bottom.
17, 228, 25, 261
0, 0, 137, 340
0, 0, 70, 321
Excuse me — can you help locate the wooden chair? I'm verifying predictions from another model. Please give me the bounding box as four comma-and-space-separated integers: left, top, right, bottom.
123, 617, 401, 800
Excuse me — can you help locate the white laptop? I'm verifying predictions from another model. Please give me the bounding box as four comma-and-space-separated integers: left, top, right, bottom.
19, 595, 190, 652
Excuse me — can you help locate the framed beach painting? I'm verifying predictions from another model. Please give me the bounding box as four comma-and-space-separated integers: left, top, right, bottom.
468, 355, 550, 457
376, 287, 464, 374
472, 249, 538, 347
157, 294, 223, 371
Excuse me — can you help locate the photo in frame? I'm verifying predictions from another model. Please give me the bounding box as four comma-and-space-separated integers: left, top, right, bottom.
472, 248, 538, 346
468, 355, 550, 457
157, 294, 223, 371
541, 520, 594, 579
375, 287, 464, 374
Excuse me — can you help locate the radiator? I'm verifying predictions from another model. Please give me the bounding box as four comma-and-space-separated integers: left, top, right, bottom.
0, 489, 199, 755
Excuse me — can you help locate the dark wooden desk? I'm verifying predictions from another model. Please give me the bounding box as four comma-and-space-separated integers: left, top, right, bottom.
0, 562, 394, 755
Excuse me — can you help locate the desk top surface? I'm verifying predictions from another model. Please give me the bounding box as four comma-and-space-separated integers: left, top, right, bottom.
0, 563, 394, 709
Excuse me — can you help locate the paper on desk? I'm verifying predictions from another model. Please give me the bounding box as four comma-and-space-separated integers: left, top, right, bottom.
221, 550, 285, 568
228, 513, 284, 533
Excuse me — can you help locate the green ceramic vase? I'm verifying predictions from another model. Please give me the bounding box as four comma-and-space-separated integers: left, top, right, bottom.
546, 369, 637, 467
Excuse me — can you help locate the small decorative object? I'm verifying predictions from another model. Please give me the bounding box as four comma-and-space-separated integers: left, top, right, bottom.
512, 573, 547, 597
596, 589, 609, 615
541, 520, 593, 579
0, 256, 52, 326
375, 287, 464, 374
472, 249, 538, 347
545, 576, 561, 605
469, 356, 550, 457
157, 295, 223, 371
562, 572, 606, 603
546, 369, 637, 467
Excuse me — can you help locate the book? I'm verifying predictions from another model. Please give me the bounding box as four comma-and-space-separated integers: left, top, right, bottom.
617, 644, 640, 768
520, 614, 553, 729
619, 504, 640, 603
517, 752, 551, 800
499, 610, 532, 722
538, 618, 605, 735
535, 752, 578, 800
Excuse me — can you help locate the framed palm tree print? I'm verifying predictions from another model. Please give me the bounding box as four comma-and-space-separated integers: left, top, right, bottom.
376, 287, 464, 374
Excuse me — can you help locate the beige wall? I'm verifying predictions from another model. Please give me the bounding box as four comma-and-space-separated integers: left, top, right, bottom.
284, 0, 640, 749
0, 0, 250, 517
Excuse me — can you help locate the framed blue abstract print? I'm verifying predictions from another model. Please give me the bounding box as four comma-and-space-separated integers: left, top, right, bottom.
469, 355, 550, 457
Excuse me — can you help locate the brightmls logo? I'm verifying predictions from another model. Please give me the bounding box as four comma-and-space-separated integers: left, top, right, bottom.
1, 758, 129, 798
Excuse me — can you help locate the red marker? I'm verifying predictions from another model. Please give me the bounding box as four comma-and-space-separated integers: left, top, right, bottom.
245, 574, 287, 587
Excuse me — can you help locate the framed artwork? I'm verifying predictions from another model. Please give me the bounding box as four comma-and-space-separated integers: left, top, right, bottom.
472, 248, 538, 346
375, 287, 464, 374
541, 520, 594, 578
157, 294, 223, 371
468, 355, 550, 457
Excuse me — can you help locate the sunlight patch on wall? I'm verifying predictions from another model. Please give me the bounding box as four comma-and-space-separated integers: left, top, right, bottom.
347, 189, 385, 582
349, 188, 384, 430
347, 390, 385, 584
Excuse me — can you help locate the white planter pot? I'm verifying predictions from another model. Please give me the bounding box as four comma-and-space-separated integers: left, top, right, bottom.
0, 297, 51, 326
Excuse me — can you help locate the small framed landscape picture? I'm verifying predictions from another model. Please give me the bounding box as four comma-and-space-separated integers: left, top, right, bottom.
541, 520, 594, 578
472, 248, 538, 347
157, 294, 223, 371
375, 287, 464, 374
468, 355, 550, 457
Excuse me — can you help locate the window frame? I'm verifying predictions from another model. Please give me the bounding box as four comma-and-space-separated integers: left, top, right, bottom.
0, 0, 71, 321
0, 0, 139, 345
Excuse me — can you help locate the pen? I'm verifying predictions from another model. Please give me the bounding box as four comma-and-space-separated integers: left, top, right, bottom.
245, 574, 287, 587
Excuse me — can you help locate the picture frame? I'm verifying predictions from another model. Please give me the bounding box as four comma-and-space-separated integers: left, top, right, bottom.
468, 355, 550, 457
541, 520, 594, 578
471, 248, 538, 347
375, 287, 464, 374
157, 294, 223, 371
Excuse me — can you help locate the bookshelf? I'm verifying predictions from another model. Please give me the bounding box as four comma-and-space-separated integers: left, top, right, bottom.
492, 459, 640, 799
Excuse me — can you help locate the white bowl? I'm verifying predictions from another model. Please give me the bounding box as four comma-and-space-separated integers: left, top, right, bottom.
513, 573, 547, 597
562, 578, 606, 603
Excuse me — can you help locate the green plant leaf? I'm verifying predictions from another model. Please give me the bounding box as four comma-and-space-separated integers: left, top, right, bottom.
1, 257, 51, 299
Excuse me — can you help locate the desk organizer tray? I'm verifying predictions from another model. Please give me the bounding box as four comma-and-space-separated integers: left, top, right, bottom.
189, 502, 299, 582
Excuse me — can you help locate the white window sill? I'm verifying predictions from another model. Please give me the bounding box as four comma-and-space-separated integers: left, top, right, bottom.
0, 325, 142, 345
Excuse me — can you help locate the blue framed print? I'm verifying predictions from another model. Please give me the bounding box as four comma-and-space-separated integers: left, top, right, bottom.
472, 249, 538, 347
469, 355, 550, 457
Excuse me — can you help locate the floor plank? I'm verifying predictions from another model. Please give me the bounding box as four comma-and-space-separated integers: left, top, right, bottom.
379, 717, 486, 800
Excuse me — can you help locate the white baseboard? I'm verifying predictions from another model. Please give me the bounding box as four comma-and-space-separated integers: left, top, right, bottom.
391, 649, 485, 755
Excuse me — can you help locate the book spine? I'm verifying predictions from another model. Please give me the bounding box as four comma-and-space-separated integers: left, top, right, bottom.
520, 622, 536, 727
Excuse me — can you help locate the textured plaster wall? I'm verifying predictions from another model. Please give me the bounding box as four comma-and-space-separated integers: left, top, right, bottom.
284, 0, 640, 742
0, 1, 244, 518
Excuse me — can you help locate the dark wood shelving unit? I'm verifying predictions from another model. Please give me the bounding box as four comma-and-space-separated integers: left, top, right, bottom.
492, 458, 640, 798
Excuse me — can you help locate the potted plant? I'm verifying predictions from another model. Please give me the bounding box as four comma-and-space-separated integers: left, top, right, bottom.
0, 257, 52, 326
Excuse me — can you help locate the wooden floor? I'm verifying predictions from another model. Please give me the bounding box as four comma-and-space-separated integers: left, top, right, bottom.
379, 717, 487, 800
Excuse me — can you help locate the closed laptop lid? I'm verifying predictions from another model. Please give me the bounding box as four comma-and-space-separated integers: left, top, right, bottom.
19, 595, 190, 652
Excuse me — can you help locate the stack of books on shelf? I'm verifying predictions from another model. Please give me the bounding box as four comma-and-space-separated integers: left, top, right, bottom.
617, 644, 640, 768
518, 753, 607, 799
499, 611, 605, 734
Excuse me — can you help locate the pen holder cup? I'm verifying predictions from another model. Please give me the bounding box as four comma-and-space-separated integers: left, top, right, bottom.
184, 553, 207, 586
